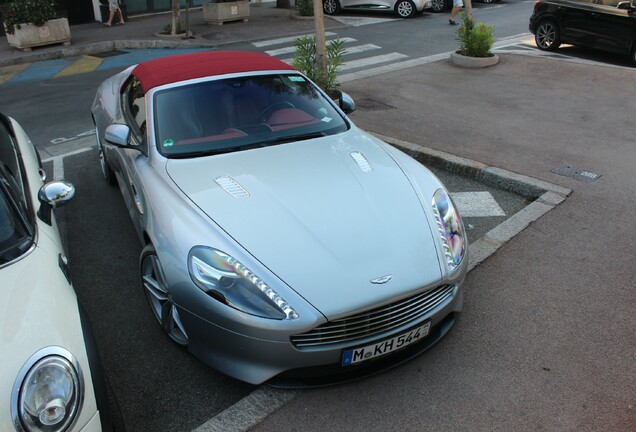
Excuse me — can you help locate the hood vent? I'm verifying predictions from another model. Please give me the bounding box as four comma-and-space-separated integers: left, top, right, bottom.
214, 176, 249, 198
351, 152, 373, 173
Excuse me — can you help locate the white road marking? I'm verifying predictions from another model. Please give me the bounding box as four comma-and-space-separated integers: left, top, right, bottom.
343, 43, 382, 55
42, 147, 93, 180
252, 32, 338, 47
328, 16, 398, 27
265, 37, 357, 56
451, 192, 506, 217
340, 53, 409, 71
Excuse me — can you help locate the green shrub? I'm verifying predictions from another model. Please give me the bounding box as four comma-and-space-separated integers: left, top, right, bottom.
1, 0, 57, 34
292, 36, 345, 97
456, 13, 495, 58
297, 0, 314, 16
162, 20, 183, 34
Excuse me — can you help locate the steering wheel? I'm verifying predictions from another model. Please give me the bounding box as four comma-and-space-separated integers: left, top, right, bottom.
258, 102, 296, 123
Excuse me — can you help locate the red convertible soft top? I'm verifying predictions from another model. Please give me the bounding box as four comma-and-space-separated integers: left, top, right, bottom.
131, 51, 297, 93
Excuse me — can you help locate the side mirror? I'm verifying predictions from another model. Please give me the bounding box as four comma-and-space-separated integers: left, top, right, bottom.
104, 124, 132, 147
37, 180, 75, 225
339, 91, 356, 114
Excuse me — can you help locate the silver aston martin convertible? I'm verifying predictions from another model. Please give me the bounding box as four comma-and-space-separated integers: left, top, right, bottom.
91, 51, 467, 386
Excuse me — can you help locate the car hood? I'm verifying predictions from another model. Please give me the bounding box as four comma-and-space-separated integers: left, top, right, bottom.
166, 131, 443, 318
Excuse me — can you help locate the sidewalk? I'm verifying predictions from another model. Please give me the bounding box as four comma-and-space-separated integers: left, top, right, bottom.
0, 3, 344, 67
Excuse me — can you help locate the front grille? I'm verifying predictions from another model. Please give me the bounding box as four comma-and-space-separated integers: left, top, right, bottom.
291, 284, 456, 350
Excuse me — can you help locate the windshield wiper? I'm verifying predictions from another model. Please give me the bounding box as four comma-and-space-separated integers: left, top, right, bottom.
258, 132, 325, 146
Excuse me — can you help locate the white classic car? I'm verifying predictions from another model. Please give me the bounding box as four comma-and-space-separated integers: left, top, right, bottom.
0, 112, 112, 431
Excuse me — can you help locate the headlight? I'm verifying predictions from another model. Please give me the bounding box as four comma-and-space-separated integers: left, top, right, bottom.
432, 189, 466, 270
188, 246, 299, 320
13, 347, 83, 432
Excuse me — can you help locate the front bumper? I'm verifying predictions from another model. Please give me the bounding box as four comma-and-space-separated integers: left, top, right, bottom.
179, 284, 464, 386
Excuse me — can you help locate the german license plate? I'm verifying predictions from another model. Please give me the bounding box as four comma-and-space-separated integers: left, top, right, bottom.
341, 322, 431, 366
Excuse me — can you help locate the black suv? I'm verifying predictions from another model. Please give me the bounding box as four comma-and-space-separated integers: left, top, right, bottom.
529, 0, 636, 64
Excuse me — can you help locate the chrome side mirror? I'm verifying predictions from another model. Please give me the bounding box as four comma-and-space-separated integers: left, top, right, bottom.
339, 91, 356, 114
104, 124, 132, 147
37, 180, 75, 225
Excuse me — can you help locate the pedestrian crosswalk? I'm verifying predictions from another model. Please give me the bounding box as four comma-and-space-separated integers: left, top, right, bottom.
252, 31, 411, 78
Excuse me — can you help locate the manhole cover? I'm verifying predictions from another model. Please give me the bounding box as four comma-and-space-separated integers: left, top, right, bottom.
551, 164, 601, 183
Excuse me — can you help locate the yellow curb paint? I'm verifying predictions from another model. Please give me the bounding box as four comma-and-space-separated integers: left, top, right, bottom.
0, 63, 30, 85
55, 55, 103, 78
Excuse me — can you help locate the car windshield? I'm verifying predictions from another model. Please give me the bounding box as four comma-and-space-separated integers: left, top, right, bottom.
153, 73, 349, 158
0, 167, 33, 265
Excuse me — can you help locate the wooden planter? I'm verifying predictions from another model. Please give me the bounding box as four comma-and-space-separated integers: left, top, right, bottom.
4, 18, 71, 52
203, 1, 249, 25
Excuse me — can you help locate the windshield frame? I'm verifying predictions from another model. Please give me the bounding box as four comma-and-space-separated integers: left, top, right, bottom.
151, 72, 350, 159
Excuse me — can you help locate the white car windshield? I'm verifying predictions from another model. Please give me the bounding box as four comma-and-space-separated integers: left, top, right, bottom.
153, 73, 349, 158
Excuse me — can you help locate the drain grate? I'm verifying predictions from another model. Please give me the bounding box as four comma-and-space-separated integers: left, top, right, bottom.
91, 50, 128, 58
551, 164, 601, 183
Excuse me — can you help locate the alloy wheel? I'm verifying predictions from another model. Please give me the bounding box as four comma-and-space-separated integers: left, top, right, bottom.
535, 22, 560, 51
141, 250, 189, 346
396, 0, 415, 18
430, 0, 446, 12
323, 0, 339, 15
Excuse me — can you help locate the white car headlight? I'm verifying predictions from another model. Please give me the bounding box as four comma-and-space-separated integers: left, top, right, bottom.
188, 246, 299, 320
13, 347, 83, 432
432, 189, 466, 271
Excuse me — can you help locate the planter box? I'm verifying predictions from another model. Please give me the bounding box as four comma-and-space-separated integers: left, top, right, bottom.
4, 18, 71, 52
449, 51, 499, 68
203, 1, 249, 25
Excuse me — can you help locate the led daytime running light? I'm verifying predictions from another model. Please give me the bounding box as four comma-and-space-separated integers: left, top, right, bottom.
432, 189, 465, 270
217, 252, 299, 320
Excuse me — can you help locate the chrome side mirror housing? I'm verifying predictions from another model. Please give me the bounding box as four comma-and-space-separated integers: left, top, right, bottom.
104, 124, 132, 147
339, 91, 356, 114
37, 180, 75, 225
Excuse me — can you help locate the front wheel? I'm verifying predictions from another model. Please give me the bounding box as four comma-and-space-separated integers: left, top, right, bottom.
95, 126, 116, 186
395, 0, 416, 18
140, 244, 189, 346
630, 43, 636, 66
535, 21, 561, 51
323, 0, 340, 15
429, 0, 447, 13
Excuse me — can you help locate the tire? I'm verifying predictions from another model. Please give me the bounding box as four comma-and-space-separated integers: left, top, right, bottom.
631, 43, 636, 66
95, 126, 116, 186
323, 0, 340, 15
395, 0, 416, 18
140, 244, 189, 346
430, 0, 447, 13
535, 20, 561, 51
481, 0, 495, 3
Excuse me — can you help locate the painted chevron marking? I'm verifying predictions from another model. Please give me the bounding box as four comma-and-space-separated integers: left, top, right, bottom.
451, 192, 506, 217
55, 55, 104, 78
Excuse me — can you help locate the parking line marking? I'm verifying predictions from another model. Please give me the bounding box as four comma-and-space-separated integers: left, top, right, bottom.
192, 387, 299, 432
42, 147, 93, 180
